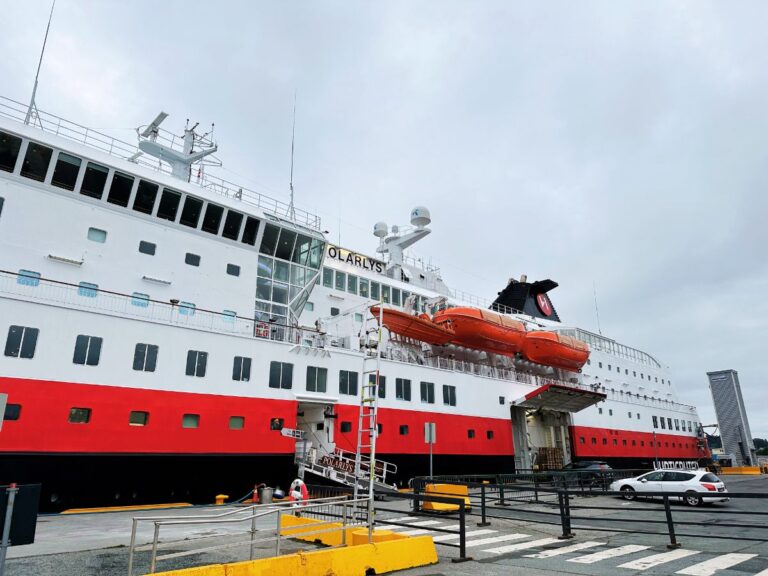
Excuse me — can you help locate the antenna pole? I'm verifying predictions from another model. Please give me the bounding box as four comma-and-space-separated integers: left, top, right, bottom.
593, 281, 603, 336
25, 0, 56, 126
288, 91, 297, 220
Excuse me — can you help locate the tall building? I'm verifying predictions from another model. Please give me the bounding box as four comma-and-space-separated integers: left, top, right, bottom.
707, 370, 756, 466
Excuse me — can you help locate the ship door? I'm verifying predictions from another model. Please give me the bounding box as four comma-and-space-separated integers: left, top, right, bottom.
296, 400, 337, 457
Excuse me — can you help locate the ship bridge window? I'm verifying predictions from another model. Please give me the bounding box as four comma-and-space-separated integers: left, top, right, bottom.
78, 282, 98, 298
322, 268, 333, 288
275, 229, 297, 261
306, 366, 328, 393
274, 260, 289, 283
3, 403, 21, 421
442, 385, 456, 406
241, 216, 260, 246
335, 271, 346, 291
292, 234, 312, 265
396, 378, 411, 401
0, 131, 22, 172
4, 325, 39, 359
674, 419, 680, 430
382, 285, 390, 304
68, 407, 92, 424
667, 417, 672, 429
359, 278, 369, 298
226, 263, 240, 277
309, 238, 324, 269
222, 210, 244, 241
420, 381, 435, 404
272, 281, 288, 304
179, 196, 204, 228
51, 152, 81, 191
392, 288, 401, 307
232, 356, 251, 381
347, 274, 358, 294
21, 142, 53, 182
269, 361, 293, 389
133, 180, 159, 215
129, 411, 149, 426
185, 253, 201, 267
133, 343, 158, 372
260, 224, 280, 255
80, 162, 109, 199
107, 171, 134, 206
185, 350, 208, 377
370, 281, 380, 300
660, 417, 666, 429
157, 189, 181, 222
139, 241, 156, 255
339, 370, 358, 396
202, 203, 224, 234
73, 335, 102, 366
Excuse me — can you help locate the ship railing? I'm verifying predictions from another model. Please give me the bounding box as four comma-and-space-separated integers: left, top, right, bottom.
0, 94, 321, 230
127, 495, 370, 575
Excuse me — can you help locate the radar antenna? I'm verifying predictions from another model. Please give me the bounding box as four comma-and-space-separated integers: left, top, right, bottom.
288, 92, 297, 220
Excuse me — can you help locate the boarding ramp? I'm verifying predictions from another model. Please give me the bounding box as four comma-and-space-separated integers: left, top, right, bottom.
298, 446, 398, 493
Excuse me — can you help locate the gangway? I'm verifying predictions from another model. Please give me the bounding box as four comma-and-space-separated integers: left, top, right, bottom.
297, 446, 398, 492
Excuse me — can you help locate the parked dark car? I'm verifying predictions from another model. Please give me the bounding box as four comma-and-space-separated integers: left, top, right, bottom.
561, 461, 614, 489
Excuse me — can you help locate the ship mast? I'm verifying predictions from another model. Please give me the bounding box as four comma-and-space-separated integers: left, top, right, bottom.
25, 0, 56, 126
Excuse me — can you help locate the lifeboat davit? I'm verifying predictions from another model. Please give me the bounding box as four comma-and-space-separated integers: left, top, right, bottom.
522, 331, 590, 372
432, 307, 527, 356
370, 306, 455, 346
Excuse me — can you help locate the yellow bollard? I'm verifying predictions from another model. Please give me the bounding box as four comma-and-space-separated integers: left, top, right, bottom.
215, 494, 229, 505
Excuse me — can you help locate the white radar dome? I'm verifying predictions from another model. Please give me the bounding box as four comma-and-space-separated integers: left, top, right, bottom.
373, 222, 388, 238
410, 206, 431, 228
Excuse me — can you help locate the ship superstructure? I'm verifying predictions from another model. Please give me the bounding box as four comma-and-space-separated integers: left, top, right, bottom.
0, 95, 708, 509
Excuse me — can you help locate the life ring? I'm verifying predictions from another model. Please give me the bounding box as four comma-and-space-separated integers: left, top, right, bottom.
288, 478, 309, 506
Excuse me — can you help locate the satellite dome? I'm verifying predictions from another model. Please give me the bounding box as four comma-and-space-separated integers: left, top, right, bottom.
373, 222, 388, 238
410, 206, 431, 228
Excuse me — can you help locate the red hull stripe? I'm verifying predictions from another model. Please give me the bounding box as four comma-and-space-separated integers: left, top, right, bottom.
570, 425, 705, 460
0, 377, 514, 456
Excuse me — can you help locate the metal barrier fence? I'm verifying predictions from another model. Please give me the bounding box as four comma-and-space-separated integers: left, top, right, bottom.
127, 496, 368, 575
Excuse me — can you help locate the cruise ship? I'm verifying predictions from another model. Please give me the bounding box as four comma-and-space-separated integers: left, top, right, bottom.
0, 94, 710, 510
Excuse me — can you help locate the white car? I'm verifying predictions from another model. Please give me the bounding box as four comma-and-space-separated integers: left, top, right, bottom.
609, 469, 729, 506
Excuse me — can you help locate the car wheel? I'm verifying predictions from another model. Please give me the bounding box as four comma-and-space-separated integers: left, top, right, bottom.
621, 486, 636, 500
684, 491, 703, 507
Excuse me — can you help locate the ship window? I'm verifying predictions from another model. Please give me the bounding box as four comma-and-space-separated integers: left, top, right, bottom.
80, 162, 109, 199
4, 325, 39, 359
339, 370, 358, 396
258, 256, 273, 278
78, 282, 98, 297
499, 396, 505, 405
347, 274, 358, 294
622, 439, 627, 446
222, 210, 243, 240
322, 268, 333, 287
660, 417, 666, 429
399, 425, 409, 435
587, 359, 591, 365
51, 152, 81, 191
602, 438, 607, 445
468, 429, 475, 439
607, 364, 611, 370
392, 288, 401, 306
274, 260, 289, 282
625, 369, 629, 375
608, 409, 613, 416
628, 412, 632, 418
0, 197, 3, 218
139, 241, 156, 255
667, 418, 673, 430
305, 302, 314, 311
598, 362, 603, 368
598, 407, 603, 414
179, 196, 204, 228
640, 440, 645, 446
270, 417, 284, 430
396, 378, 411, 401
641, 373, 644, 379
637, 413, 640, 419
107, 171, 134, 206
157, 189, 181, 222
0, 131, 22, 172
272, 281, 288, 304
178, 302, 196, 316
359, 278, 369, 298
354, 312, 363, 322
306, 366, 328, 393
688, 421, 692, 432
229, 416, 245, 430
335, 271, 346, 291
633, 371, 637, 377
240, 216, 259, 246
232, 356, 251, 381
185, 350, 208, 377
579, 437, 585, 444
292, 234, 312, 265
16, 269, 40, 287
226, 263, 240, 277
487, 430, 494, 440
185, 253, 201, 267
420, 381, 435, 404
340, 421, 352, 433
133, 343, 158, 372
182, 414, 200, 429
129, 411, 149, 426
256, 278, 272, 301
3, 404, 21, 421
73, 335, 102, 366
68, 407, 92, 424
370, 281, 380, 300
369, 374, 386, 398
21, 142, 53, 182
269, 361, 293, 389
131, 292, 150, 307
382, 285, 390, 304
199, 203, 224, 235
442, 385, 456, 406
327, 307, 339, 318
260, 223, 280, 255
612, 439, 618, 446
133, 180, 159, 215
591, 437, 597, 445
275, 229, 297, 261
674, 419, 680, 431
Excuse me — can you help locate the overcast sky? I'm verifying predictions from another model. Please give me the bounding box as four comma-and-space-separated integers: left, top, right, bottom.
2, 1, 766, 438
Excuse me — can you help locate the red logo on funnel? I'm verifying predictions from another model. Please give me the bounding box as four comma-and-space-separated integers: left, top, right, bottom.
536, 294, 552, 316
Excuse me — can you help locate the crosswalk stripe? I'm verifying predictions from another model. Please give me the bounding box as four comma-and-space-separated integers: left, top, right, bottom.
750, 568, 768, 576
382, 516, 419, 523
464, 533, 529, 548
403, 520, 443, 527
484, 537, 562, 555
618, 549, 700, 570
432, 529, 497, 542
400, 528, 432, 536
569, 545, 651, 564
675, 553, 758, 576
525, 541, 604, 559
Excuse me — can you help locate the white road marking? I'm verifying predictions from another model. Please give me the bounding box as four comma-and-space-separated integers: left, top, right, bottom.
525, 541, 604, 558
464, 533, 530, 548
484, 537, 562, 555
432, 528, 497, 542
400, 528, 432, 536
618, 549, 700, 570
403, 520, 443, 527
675, 553, 758, 576
750, 568, 768, 576
382, 516, 419, 523
568, 544, 651, 564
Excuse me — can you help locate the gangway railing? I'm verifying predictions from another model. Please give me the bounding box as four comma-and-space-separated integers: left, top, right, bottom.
299, 446, 397, 491
127, 495, 370, 575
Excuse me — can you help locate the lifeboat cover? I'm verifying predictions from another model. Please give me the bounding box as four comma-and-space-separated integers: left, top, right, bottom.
512, 383, 606, 413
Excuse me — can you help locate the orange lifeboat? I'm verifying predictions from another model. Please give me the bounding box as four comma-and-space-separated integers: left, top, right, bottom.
522, 331, 590, 372
370, 306, 455, 346
432, 307, 527, 356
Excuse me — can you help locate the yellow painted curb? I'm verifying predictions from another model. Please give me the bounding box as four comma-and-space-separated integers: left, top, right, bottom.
422, 483, 471, 512
280, 514, 407, 547
61, 502, 192, 514
720, 466, 762, 475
